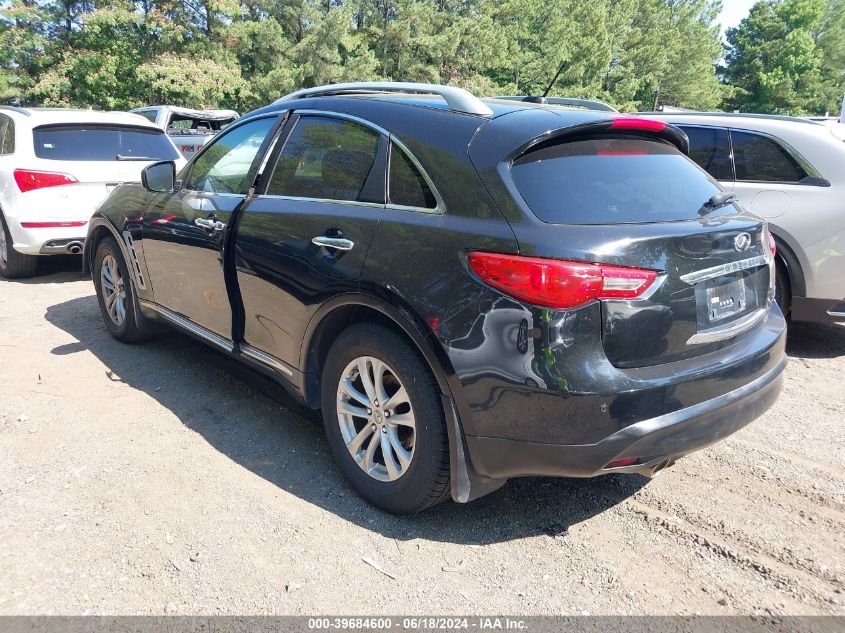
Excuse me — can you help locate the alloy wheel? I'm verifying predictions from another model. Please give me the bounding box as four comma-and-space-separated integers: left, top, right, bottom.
336, 356, 416, 482
100, 254, 127, 326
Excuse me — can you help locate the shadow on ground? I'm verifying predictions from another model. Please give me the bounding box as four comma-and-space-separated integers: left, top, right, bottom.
0, 254, 86, 284
786, 320, 845, 359
44, 293, 648, 545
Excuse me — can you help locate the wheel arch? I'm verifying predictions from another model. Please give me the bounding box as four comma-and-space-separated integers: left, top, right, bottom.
300, 293, 455, 409
770, 229, 806, 299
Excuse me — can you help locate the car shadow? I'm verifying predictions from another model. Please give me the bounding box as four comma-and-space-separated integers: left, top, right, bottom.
45, 294, 648, 545
786, 320, 845, 359
1, 255, 86, 284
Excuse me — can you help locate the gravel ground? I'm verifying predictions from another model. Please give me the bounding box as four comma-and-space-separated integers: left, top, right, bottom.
0, 257, 843, 616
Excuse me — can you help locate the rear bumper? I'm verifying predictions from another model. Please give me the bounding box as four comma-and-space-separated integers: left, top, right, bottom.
465, 354, 787, 480
791, 296, 845, 323
7, 218, 89, 256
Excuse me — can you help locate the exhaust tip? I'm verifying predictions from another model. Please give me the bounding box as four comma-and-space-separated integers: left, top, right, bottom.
67, 241, 84, 255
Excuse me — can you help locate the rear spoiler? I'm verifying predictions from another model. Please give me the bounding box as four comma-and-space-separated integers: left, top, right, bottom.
510, 117, 689, 160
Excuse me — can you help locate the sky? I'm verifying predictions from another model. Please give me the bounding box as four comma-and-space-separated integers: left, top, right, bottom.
717, 0, 757, 36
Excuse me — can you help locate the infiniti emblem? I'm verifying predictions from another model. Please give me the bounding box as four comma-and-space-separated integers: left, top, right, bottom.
733, 232, 752, 252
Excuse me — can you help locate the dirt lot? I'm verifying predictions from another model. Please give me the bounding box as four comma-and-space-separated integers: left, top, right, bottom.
0, 257, 843, 616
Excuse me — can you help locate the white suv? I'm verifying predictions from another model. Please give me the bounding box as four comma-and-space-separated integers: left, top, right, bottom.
0, 107, 186, 278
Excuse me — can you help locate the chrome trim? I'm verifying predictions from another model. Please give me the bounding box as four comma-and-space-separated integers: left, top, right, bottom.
686, 308, 767, 345
679, 255, 768, 285
260, 194, 384, 209
122, 230, 146, 290
312, 236, 354, 251
240, 344, 294, 377
829, 311, 845, 317
139, 301, 234, 352
275, 82, 493, 117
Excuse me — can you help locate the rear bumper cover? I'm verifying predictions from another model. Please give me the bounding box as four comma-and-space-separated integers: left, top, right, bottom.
465, 354, 786, 480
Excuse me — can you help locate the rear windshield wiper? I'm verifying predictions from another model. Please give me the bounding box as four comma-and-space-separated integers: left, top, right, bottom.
698, 191, 738, 216
116, 154, 160, 161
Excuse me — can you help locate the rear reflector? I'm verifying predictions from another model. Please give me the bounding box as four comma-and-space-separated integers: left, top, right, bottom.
467, 252, 658, 309
606, 457, 640, 469
610, 117, 668, 133
14, 169, 78, 193
768, 232, 776, 258
21, 221, 88, 229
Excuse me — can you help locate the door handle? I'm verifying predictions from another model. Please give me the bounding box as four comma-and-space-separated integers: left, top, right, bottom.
195, 217, 226, 231
312, 236, 354, 251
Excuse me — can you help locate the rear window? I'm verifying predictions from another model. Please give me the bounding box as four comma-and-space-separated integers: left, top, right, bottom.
32, 125, 180, 161
511, 137, 723, 224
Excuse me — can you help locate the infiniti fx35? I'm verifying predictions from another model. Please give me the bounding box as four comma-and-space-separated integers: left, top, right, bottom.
84, 82, 787, 513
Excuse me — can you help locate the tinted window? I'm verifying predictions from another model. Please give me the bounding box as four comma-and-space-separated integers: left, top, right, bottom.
731, 130, 807, 183
32, 125, 179, 161
187, 117, 275, 194
389, 144, 437, 209
0, 116, 12, 154
134, 110, 158, 123
681, 126, 733, 180
267, 116, 380, 203
511, 138, 722, 224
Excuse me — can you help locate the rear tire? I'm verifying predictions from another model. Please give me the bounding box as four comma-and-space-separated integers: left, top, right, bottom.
774, 259, 791, 317
321, 323, 450, 514
92, 237, 148, 343
0, 212, 38, 279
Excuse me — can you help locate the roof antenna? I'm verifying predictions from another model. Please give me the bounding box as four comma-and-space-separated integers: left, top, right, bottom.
522, 61, 567, 105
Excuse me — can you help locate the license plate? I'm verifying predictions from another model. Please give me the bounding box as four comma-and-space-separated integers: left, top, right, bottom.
706, 274, 748, 322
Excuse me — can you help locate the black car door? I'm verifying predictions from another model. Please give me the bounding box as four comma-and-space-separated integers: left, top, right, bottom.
233, 112, 387, 370
141, 115, 281, 344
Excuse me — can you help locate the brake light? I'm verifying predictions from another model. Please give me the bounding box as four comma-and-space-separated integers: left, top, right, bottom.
610, 117, 667, 133
14, 169, 78, 193
769, 233, 776, 258
467, 252, 658, 309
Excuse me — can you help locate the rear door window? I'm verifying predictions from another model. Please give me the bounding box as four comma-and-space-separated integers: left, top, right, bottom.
32, 125, 179, 161
266, 116, 382, 203
730, 130, 808, 183
680, 126, 733, 181
510, 137, 722, 224
388, 143, 437, 209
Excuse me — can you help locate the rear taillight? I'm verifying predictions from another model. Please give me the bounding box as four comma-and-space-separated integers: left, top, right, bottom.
769, 233, 776, 258
467, 252, 658, 309
14, 169, 78, 193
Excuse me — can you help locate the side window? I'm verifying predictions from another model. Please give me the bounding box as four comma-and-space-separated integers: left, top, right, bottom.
187, 117, 275, 194
266, 116, 380, 203
0, 115, 13, 155
681, 126, 732, 181
731, 130, 807, 183
389, 143, 437, 209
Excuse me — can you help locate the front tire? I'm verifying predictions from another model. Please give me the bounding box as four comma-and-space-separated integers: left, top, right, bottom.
93, 237, 147, 342
0, 212, 38, 279
321, 323, 450, 514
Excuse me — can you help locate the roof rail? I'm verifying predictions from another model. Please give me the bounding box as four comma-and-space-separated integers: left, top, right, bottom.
494, 95, 617, 112
0, 105, 31, 116
275, 82, 493, 117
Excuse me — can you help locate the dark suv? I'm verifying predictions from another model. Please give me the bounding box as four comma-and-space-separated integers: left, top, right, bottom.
84, 82, 787, 514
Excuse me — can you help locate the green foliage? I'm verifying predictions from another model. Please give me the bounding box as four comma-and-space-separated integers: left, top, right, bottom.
723, 0, 844, 115
0, 0, 839, 115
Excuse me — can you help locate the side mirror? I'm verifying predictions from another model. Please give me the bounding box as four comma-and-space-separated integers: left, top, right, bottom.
142, 161, 176, 193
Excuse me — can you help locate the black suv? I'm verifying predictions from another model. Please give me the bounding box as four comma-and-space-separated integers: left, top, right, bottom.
85, 82, 787, 514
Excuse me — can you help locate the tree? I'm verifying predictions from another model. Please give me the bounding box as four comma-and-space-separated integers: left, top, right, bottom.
723, 0, 840, 115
